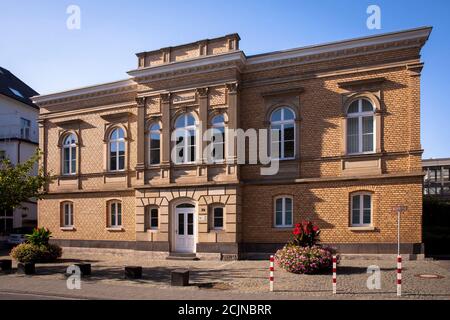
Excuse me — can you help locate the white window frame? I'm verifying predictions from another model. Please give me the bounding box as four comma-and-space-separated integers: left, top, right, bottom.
20, 118, 31, 140
211, 115, 226, 163
108, 128, 125, 172
274, 196, 293, 228
62, 202, 74, 227
174, 114, 197, 164
62, 134, 77, 175
109, 201, 122, 228
350, 192, 373, 227
148, 123, 161, 165
346, 99, 375, 155
212, 206, 225, 230
270, 107, 296, 160
147, 207, 159, 230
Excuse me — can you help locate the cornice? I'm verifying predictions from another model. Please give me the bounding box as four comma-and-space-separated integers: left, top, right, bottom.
30, 27, 431, 110
39, 101, 136, 120
32, 79, 137, 106
245, 26, 431, 72
128, 51, 246, 83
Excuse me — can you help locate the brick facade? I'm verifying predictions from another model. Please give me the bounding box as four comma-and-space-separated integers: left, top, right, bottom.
33, 28, 431, 259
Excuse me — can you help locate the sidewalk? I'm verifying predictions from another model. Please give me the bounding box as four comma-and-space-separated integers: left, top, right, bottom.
1, 249, 450, 300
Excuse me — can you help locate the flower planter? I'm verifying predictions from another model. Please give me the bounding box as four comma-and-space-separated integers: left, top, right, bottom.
171, 269, 189, 286
0, 259, 12, 272
17, 262, 35, 275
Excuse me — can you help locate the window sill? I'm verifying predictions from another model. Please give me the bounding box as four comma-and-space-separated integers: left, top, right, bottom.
146, 229, 158, 233
273, 226, 293, 231
60, 227, 75, 231
60, 174, 77, 178
106, 227, 124, 231
348, 226, 376, 231
210, 229, 225, 233
343, 152, 379, 159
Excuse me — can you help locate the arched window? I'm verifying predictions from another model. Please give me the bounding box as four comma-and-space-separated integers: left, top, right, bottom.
270, 107, 296, 160
62, 134, 77, 175
274, 196, 293, 228
109, 128, 125, 171
149, 123, 160, 165
350, 192, 372, 226
174, 113, 196, 164
61, 201, 74, 227
211, 114, 225, 162
347, 99, 375, 154
108, 200, 122, 228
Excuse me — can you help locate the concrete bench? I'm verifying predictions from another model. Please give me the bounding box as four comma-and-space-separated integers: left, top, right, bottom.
17, 262, 35, 275
0, 259, 12, 272
124, 266, 142, 279
171, 269, 189, 286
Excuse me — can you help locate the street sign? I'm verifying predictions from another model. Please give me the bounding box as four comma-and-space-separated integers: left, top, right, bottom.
392, 205, 408, 213
392, 205, 408, 257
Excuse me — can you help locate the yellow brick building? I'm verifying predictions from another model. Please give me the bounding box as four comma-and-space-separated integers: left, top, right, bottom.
32, 27, 431, 259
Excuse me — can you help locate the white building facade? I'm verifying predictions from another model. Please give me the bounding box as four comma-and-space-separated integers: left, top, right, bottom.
0, 67, 39, 235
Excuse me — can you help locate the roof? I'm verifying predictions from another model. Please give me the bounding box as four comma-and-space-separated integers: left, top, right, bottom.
423, 158, 450, 167
0, 67, 39, 109
33, 26, 432, 105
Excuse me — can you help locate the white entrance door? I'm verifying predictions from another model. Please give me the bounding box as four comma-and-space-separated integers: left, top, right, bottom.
174, 205, 195, 253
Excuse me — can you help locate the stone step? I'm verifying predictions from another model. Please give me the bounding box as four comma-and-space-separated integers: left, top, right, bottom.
166, 253, 199, 261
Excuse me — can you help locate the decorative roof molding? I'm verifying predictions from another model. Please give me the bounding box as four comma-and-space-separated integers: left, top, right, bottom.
128, 51, 246, 83
32, 79, 137, 106
245, 26, 432, 71
30, 27, 431, 107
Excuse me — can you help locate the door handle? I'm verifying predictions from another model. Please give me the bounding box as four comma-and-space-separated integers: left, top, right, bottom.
175, 229, 178, 234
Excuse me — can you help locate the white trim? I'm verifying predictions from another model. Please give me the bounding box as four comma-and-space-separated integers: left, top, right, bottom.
270, 107, 296, 160
173, 202, 197, 253
346, 99, 376, 155
62, 134, 77, 175
62, 202, 74, 227
349, 226, 375, 231
273, 196, 293, 228
211, 114, 226, 163
350, 192, 373, 227
109, 201, 122, 228
108, 128, 126, 172
148, 123, 161, 166
174, 114, 197, 165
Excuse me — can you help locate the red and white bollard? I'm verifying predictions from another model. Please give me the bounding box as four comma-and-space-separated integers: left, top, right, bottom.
397, 255, 402, 296
269, 255, 274, 292
332, 255, 337, 294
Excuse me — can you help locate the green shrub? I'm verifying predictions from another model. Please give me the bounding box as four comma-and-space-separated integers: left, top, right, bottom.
10, 243, 62, 263
26, 227, 52, 246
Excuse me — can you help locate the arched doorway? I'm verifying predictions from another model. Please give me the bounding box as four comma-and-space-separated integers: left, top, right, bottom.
173, 203, 195, 253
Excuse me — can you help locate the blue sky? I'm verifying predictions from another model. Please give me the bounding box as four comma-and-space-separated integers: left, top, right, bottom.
1, 0, 449, 158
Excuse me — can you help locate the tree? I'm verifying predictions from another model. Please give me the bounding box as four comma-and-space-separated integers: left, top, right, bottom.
0, 149, 51, 213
